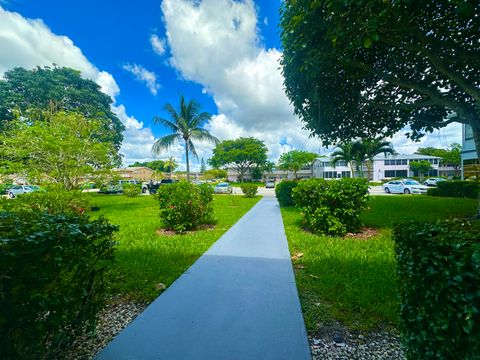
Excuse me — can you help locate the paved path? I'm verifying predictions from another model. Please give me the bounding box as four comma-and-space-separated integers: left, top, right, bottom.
96, 197, 310, 360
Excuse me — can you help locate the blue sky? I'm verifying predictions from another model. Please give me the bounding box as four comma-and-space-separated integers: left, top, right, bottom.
0, 0, 461, 169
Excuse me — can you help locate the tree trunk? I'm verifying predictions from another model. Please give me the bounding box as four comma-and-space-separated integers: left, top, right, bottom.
348, 162, 354, 178
185, 139, 190, 182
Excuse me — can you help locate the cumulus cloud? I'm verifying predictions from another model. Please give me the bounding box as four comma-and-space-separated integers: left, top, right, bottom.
150, 33, 166, 56
161, 0, 462, 163
123, 63, 160, 96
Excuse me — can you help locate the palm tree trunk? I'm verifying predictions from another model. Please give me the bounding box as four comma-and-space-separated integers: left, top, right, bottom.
185, 139, 190, 182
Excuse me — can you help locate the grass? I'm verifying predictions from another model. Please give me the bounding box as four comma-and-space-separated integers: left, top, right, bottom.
90, 194, 260, 301
229, 181, 265, 187
281, 195, 478, 334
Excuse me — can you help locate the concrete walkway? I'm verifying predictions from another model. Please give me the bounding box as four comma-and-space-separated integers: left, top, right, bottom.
96, 197, 311, 360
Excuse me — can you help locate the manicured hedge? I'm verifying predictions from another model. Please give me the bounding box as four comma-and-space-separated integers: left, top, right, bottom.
427, 180, 479, 199
240, 183, 258, 197
292, 178, 369, 236
156, 181, 215, 233
122, 183, 142, 197
275, 180, 298, 206
394, 220, 480, 359
0, 211, 117, 359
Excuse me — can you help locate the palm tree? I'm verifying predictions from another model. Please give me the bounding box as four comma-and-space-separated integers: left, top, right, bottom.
361, 138, 396, 181
152, 95, 219, 181
164, 156, 178, 179
330, 141, 356, 177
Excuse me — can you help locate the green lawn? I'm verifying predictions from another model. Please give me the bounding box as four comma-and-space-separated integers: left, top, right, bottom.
91, 194, 260, 301
229, 181, 265, 187
281, 195, 477, 334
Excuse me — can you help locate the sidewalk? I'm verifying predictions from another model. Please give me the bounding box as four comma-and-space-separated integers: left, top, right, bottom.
96, 197, 311, 360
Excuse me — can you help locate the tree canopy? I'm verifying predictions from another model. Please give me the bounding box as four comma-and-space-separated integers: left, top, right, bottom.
209, 137, 268, 181
278, 150, 317, 179
416, 143, 461, 176
129, 160, 165, 172
0, 66, 124, 151
280, 0, 480, 157
0, 111, 115, 189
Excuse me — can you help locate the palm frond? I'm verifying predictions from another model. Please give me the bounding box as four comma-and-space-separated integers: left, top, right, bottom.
190, 128, 219, 144
153, 116, 180, 133
188, 139, 198, 160
152, 134, 180, 155
163, 103, 181, 124
190, 111, 212, 128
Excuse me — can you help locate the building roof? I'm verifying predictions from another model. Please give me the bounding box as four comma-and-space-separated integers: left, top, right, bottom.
114, 167, 154, 172
372, 154, 441, 160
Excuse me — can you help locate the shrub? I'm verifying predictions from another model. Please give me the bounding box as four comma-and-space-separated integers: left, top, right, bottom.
0, 211, 117, 358
275, 180, 298, 206
156, 181, 215, 233
240, 183, 258, 197
0, 185, 90, 215
394, 220, 480, 359
122, 183, 142, 197
292, 178, 369, 236
427, 180, 479, 199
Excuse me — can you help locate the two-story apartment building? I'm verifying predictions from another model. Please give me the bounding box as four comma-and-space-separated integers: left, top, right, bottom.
461, 124, 479, 179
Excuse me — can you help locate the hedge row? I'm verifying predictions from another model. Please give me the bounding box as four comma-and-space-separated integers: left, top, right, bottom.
394, 220, 480, 359
240, 183, 258, 197
427, 180, 479, 199
0, 211, 117, 358
275, 180, 298, 206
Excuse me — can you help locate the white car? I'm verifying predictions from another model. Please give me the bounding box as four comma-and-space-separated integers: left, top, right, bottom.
214, 182, 233, 194
383, 180, 429, 194
424, 178, 446, 187
265, 180, 275, 188
8, 185, 41, 198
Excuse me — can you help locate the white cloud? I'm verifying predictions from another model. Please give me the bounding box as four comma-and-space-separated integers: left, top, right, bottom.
150, 33, 166, 56
123, 63, 160, 96
0, 6, 153, 164
161, 0, 462, 164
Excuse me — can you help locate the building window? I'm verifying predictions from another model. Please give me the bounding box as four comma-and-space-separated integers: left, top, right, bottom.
323, 171, 337, 179
465, 125, 474, 140
341, 171, 351, 178
384, 170, 408, 178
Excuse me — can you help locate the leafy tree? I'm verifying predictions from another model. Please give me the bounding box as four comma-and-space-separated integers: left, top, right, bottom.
0, 66, 124, 152
129, 160, 165, 172
278, 150, 317, 179
330, 141, 356, 177
203, 169, 227, 180
0, 112, 115, 189
416, 143, 461, 176
209, 137, 268, 182
280, 1, 480, 162
164, 156, 178, 179
200, 158, 207, 173
357, 139, 396, 180
409, 161, 433, 181
152, 95, 219, 181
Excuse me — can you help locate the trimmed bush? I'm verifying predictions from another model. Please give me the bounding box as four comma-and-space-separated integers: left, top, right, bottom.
427, 180, 479, 199
0, 211, 117, 359
292, 178, 369, 236
156, 181, 215, 233
275, 180, 298, 206
240, 183, 258, 197
122, 183, 142, 197
394, 220, 480, 359
0, 185, 90, 215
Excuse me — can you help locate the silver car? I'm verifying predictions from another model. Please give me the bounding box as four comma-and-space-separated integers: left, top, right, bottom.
424, 178, 446, 187
8, 185, 40, 198
214, 182, 233, 194
383, 180, 429, 194
265, 180, 275, 188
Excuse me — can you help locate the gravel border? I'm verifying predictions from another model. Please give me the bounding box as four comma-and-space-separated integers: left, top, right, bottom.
64, 300, 147, 360
309, 325, 406, 360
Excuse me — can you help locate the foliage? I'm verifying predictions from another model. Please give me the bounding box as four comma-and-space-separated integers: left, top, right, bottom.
203, 168, 227, 179
240, 183, 258, 198
330, 141, 356, 177
0, 185, 90, 215
416, 143, 462, 176
200, 158, 207, 173
89, 194, 260, 300
0, 66, 124, 152
292, 178, 369, 236
0, 181, 13, 195
152, 94, 218, 181
427, 180, 479, 199
156, 181, 215, 233
0, 112, 115, 189
129, 160, 165, 172
209, 137, 268, 181
409, 160, 432, 181
122, 183, 142, 197
275, 180, 298, 207
278, 150, 317, 179
394, 220, 480, 359
280, 1, 480, 158
0, 211, 117, 359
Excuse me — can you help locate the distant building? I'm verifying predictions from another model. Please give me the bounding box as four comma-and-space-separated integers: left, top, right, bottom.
461, 124, 479, 179
113, 167, 155, 182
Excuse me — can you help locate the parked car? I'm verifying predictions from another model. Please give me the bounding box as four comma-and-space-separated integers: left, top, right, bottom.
424, 178, 447, 187
214, 182, 233, 194
8, 185, 41, 198
383, 180, 429, 194
265, 180, 275, 188
192, 180, 206, 185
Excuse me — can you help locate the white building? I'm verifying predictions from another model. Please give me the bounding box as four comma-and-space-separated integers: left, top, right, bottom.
461, 124, 479, 179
